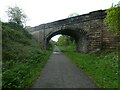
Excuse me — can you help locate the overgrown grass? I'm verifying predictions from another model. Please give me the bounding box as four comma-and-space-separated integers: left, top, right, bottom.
59, 46, 118, 88
2, 22, 52, 88
2, 51, 51, 88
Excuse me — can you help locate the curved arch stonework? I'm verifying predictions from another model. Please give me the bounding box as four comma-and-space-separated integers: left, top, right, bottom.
30, 10, 119, 52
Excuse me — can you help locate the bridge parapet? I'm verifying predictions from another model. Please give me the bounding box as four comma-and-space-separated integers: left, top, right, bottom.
30, 10, 106, 32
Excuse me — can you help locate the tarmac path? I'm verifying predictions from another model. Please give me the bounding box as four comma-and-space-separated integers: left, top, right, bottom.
31, 46, 98, 88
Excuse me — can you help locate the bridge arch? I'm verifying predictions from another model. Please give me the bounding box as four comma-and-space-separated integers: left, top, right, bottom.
46, 28, 89, 52
30, 10, 119, 52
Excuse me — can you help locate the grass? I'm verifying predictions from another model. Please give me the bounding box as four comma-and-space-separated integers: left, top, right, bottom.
2, 51, 51, 88
59, 46, 119, 88
2, 22, 52, 88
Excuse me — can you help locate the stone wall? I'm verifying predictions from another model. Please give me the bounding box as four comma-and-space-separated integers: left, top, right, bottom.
30, 10, 119, 52
102, 31, 120, 49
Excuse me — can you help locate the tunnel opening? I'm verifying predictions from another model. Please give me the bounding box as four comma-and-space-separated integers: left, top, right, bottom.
45, 29, 88, 52
46, 29, 78, 49
49, 34, 76, 51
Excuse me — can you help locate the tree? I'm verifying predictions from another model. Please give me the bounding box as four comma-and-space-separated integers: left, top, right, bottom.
104, 2, 120, 35
57, 35, 73, 46
7, 6, 27, 26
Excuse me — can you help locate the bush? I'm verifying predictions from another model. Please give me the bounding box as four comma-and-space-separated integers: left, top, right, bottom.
2, 22, 52, 88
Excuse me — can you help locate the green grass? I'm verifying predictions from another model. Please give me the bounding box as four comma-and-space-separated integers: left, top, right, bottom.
2, 51, 51, 88
2, 22, 52, 88
59, 46, 118, 88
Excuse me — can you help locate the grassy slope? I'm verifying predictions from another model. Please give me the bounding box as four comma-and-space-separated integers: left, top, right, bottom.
59, 45, 118, 88
2, 22, 52, 88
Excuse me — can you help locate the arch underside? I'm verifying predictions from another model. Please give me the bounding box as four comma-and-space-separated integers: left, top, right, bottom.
46, 29, 88, 52
47, 29, 79, 42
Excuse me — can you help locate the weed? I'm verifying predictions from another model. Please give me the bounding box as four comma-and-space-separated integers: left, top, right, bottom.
2, 22, 52, 88
59, 46, 119, 88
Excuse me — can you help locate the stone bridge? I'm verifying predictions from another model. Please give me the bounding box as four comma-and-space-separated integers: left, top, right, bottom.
30, 10, 119, 52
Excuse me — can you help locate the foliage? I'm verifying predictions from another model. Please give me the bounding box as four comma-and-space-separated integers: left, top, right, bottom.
57, 35, 75, 46
2, 22, 52, 88
59, 45, 118, 88
2, 51, 51, 88
48, 40, 56, 50
7, 6, 27, 26
104, 3, 120, 35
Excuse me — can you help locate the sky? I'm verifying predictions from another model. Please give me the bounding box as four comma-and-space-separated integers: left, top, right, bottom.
0, 0, 119, 41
